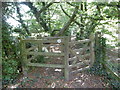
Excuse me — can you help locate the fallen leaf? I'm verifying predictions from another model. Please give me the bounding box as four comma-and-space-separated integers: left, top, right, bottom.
51, 82, 55, 88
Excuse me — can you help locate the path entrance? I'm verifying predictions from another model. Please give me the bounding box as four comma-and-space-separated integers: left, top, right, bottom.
21, 35, 95, 80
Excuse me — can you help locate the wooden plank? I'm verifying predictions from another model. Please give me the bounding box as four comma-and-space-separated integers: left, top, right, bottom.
38, 41, 42, 52
89, 33, 95, 67
43, 36, 64, 39
43, 44, 61, 47
21, 41, 27, 64
69, 61, 90, 68
69, 39, 90, 45
21, 41, 28, 76
73, 47, 90, 52
68, 53, 90, 61
70, 66, 90, 74
22, 39, 42, 42
22, 39, 64, 44
27, 52, 64, 56
43, 40, 64, 44
27, 63, 64, 68
26, 46, 38, 51
64, 36, 70, 81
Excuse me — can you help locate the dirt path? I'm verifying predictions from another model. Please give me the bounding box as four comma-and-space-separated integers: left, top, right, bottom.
7, 67, 108, 88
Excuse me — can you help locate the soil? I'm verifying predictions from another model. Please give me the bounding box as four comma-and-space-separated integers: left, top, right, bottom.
6, 48, 114, 88
7, 66, 109, 88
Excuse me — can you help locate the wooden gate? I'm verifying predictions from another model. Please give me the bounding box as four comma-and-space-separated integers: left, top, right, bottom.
21, 35, 95, 80
68, 35, 95, 75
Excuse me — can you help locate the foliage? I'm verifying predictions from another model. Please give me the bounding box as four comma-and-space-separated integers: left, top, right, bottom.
89, 32, 107, 75
103, 73, 120, 89
2, 3, 22, 85
89, 32, 120, 88
2, 59, 19, 85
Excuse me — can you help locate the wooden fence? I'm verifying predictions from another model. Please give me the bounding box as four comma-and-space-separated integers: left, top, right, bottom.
95, 32, 120, 81
105, 48, 120, 81
20, 35, 95, 80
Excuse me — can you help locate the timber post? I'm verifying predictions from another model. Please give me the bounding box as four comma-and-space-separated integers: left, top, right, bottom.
89, 33, 95, 67
21, 40, 28, 77
64, 36, 70, 81
37, 36, 42, 52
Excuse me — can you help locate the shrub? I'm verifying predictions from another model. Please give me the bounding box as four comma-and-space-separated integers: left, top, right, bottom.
2, 58, 19, 85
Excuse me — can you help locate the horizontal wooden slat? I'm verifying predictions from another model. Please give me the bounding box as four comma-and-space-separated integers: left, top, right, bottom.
43, 37, 64, 39
69, 61, 90, 68
69, 39, 90, 45
27, 52, 64, 56
43, 44, 63, 47
43, 40, 64, 44
22, 39, 64, 44
27, 46, 38, 51
70, 66, 90, 74
27, 63, 64, 68
22, 39, 42, 42
68, 53, 91, 61
73, 47, 90, 52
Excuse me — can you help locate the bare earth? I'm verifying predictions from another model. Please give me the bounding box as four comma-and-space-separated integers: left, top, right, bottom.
8, 66, 109, 88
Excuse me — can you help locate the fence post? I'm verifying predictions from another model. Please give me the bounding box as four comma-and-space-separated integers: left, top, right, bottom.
64, 36, 69, 81
37, 36, 42, 52
21, 40, 28, 77
89, 33, 95, 67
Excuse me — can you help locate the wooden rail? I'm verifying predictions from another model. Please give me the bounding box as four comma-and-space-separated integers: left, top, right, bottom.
27, 52, 64, 56
105, 48, 120, 81
70, 66, 90, 74
69, 61, 90, 68
69, 39, 90, 45
68, 53, 91, 61
27, 63, 64, 68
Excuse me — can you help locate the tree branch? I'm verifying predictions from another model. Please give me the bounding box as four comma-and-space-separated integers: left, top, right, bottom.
21, 2, 52, 32
66, 2, 76, 7
56, 5, 79, 36
60, 5, 81, 27
15, 3, 31, 36
38, 2, 53, 14
97, 3, 120, 8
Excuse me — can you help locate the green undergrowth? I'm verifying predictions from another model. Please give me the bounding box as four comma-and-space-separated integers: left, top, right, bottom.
89, 34, 120, 89
2, 58, 20, 85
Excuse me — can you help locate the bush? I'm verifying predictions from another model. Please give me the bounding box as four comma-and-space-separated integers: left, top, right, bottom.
2, 58, 19, 85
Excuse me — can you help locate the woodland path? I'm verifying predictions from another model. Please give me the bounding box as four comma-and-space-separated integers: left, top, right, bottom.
8, 58, 109, 88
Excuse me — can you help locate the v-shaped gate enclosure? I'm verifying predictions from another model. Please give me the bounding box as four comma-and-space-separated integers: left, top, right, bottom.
21, 35, 95, 80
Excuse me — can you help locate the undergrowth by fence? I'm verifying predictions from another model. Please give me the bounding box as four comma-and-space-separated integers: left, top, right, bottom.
90, 32, 120, 88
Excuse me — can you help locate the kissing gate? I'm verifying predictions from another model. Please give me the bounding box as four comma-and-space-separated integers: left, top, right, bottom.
21, 35, 95, 80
